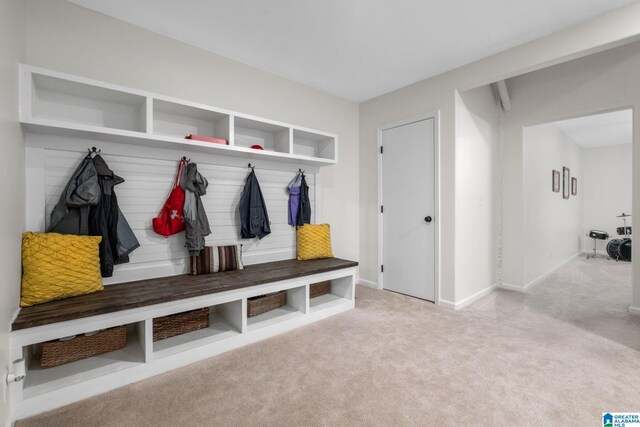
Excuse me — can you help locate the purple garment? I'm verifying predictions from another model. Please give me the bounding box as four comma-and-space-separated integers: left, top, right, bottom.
288, 186, 300, 225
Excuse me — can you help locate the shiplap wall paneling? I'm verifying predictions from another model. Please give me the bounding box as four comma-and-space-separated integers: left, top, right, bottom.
38, 148, 314, 284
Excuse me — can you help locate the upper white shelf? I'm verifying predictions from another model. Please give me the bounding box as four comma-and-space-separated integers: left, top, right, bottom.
19, 65, 338, 167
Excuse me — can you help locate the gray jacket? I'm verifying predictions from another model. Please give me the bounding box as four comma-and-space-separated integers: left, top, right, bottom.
49, 154, 101, 235
49, 153, 140, 277
181, 163, 211, 256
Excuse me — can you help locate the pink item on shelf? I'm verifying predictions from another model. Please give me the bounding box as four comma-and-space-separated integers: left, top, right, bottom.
185, 134, 228, 145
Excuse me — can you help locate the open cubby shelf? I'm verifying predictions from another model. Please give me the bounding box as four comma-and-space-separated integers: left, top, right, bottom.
247, 306, 304, 331
153, 301, 243, 359
310, 293, 346, 312
309, 276, 353, 312
11, 268, 356, 419
234, 116, 290, 154
247, 285, 307, 331
154, 313, 241, 359
20, 65, 337, 166
30, 73, 147, 133
23, 325, 144, 398
152, 99, 231, 142
293, 128, 335, 160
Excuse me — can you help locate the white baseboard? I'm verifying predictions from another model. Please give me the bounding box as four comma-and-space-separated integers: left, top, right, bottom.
438, 299, 456, 310
500, 252, 580, 293
498, 282, 526, 292
525, 252, 580, 290
455, 283, 498, 310
439, 283, 497, 310
6, 409, 15, 427
357, 279, 379, 289
629, 306, 640, 316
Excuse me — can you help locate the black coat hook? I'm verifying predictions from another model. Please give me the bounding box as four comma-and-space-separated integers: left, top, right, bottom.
181, 156, 190, 163
88, 147, 101, 155
248, 163, 255, 169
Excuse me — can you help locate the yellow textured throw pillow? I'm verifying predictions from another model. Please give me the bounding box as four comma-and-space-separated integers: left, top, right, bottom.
21, 232, 103, 307
297, 224, 334, 260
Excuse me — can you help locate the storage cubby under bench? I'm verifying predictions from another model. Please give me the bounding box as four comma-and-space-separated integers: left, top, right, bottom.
9, 258, 357, 419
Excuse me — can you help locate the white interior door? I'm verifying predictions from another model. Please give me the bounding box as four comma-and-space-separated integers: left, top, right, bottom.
381, 118, 436, 301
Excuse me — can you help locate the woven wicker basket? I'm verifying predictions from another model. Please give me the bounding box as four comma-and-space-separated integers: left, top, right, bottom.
40, 325, 127, 369
153, 308, 210, 342
310, 281, 331, 298
247, 291, 286, 318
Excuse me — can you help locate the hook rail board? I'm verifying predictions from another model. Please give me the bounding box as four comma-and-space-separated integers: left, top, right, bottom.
26, 144, 318, 284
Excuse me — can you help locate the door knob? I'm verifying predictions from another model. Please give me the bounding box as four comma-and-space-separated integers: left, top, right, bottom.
425, 216, 432, 223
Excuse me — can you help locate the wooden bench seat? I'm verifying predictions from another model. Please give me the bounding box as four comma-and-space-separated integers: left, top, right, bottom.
12, 258, 358, 331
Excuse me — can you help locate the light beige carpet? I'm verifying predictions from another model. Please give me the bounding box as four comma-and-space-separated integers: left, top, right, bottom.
17, 256, 640, 426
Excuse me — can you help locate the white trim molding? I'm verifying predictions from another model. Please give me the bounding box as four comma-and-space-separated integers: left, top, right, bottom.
438, 299, 456, 310
500, 252, 580, 293
629, 306, 640, 316
357, 279, 379, 290
525, 253, 580, 290
439, 283, 497, 310
499, 282, 527, 292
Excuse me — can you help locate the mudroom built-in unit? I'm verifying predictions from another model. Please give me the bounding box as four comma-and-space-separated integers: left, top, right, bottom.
21, 64, 340, 277
12, 64, 354, 419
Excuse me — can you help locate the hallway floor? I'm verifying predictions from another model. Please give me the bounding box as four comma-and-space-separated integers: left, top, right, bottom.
18, 255, 640, 426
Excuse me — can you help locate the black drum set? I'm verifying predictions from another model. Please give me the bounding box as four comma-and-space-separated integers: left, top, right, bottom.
586, 213, 632, 262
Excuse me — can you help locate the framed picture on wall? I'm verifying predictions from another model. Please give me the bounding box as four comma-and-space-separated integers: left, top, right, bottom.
563, 167, 570, 199
571, 177, 577, 195
552, 170, 560, 192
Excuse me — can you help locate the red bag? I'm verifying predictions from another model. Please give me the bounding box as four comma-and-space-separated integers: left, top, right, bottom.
153, 159, 187, 237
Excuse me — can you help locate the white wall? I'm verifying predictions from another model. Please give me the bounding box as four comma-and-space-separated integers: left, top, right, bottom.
0, 0, 24, 424
582, 143, 633, 250
453, 86, 499, 305
360, 3, 640, 305
500, 41, 640, 305
22, 0, 359, 264
522, 124, 582, 286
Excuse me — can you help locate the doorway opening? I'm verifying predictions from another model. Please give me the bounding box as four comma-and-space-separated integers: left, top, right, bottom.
521, 108, 633, 293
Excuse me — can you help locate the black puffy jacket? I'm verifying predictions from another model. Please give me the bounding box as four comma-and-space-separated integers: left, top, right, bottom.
91, 155, 140, 277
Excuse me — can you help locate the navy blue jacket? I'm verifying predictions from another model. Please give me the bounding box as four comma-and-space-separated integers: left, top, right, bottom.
239, 169, 271, 239
296, 173, 311, 226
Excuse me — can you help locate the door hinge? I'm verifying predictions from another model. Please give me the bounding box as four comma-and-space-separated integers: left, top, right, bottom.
380, 146, 383, 154
380, 205, 383, 213
381, 265, 384, 273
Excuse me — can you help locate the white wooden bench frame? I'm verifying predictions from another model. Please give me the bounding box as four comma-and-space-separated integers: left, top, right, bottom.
9, 266, 356, 420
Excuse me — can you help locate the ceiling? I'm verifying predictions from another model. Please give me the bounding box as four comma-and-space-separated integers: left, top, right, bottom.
553, 109, 632, 149
67, 0, 636, 102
